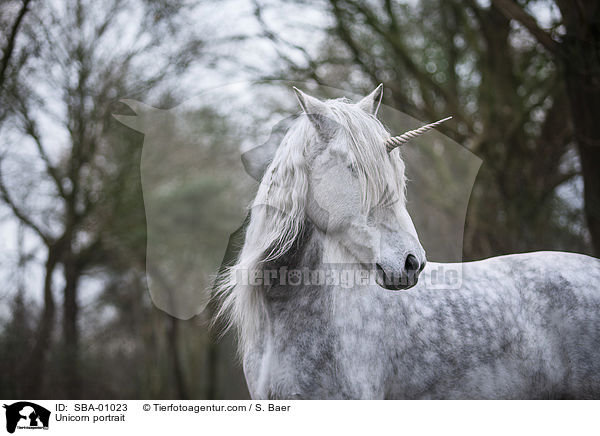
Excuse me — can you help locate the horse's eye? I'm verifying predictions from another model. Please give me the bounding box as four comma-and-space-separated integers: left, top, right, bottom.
348, 164, 358, 176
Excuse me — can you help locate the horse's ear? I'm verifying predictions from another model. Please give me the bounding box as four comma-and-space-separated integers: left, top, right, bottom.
293, 87, 332, 133
357, 83, 383, 116
293, 87, 327, 115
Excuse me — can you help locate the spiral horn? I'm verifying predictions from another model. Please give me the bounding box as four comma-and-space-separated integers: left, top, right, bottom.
385, 116, 452, 152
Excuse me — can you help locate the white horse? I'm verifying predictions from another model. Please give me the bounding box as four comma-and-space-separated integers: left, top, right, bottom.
216, 85, 600, 399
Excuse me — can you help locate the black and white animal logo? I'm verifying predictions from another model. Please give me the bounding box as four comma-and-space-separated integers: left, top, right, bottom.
3, 402, 50, 434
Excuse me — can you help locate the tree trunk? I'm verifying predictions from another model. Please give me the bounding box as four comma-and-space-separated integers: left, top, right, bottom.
560, 7, 600, 256
492, 0, 600, 255
62, 258, 81, 398
22, 247, 58, 397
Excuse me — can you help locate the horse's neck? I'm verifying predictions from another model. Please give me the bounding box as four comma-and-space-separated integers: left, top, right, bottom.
249, 223, 406, 398
244, 222, 332, 396
260, 220, 371, 330
280, 219, 321, 265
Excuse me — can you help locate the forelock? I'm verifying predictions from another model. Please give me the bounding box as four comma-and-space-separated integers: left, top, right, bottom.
323, 98, 406, 210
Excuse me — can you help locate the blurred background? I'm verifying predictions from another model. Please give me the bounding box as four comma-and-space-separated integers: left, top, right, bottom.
0, 0, 598, 399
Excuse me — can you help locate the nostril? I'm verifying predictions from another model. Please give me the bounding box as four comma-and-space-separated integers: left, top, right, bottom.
419, 260, 426, 273
405, 254, 420, 274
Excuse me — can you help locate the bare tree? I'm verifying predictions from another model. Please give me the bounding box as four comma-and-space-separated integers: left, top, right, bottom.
0, 0, 203, 397
492, 0, 600, 255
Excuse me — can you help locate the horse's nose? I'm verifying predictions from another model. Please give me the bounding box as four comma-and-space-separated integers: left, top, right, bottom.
404, 254, 421, 276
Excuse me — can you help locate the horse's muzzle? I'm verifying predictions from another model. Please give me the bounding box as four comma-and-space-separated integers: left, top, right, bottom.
375, 261, 421, 290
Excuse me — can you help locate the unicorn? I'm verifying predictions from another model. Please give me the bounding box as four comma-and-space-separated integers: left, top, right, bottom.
216, 85, 600, 399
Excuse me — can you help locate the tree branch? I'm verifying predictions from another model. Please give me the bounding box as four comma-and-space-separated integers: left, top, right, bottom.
491, 0, 560, 54
340, 0, 469, 125
0, 159, 50, 244
0, 0, 32, 91
17, 103, 67, 199
252, 0, 320, 77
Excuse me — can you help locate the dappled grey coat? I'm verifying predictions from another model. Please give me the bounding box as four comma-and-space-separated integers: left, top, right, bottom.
217, 85, 600, 399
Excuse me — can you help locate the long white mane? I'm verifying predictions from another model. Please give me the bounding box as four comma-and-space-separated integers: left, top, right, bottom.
215, 97, 407, 356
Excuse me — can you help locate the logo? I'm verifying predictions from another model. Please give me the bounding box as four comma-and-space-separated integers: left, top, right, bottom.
3, 402, 50, 434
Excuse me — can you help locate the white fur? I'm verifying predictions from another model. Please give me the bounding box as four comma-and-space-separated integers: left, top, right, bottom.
215, 97, 409, 356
